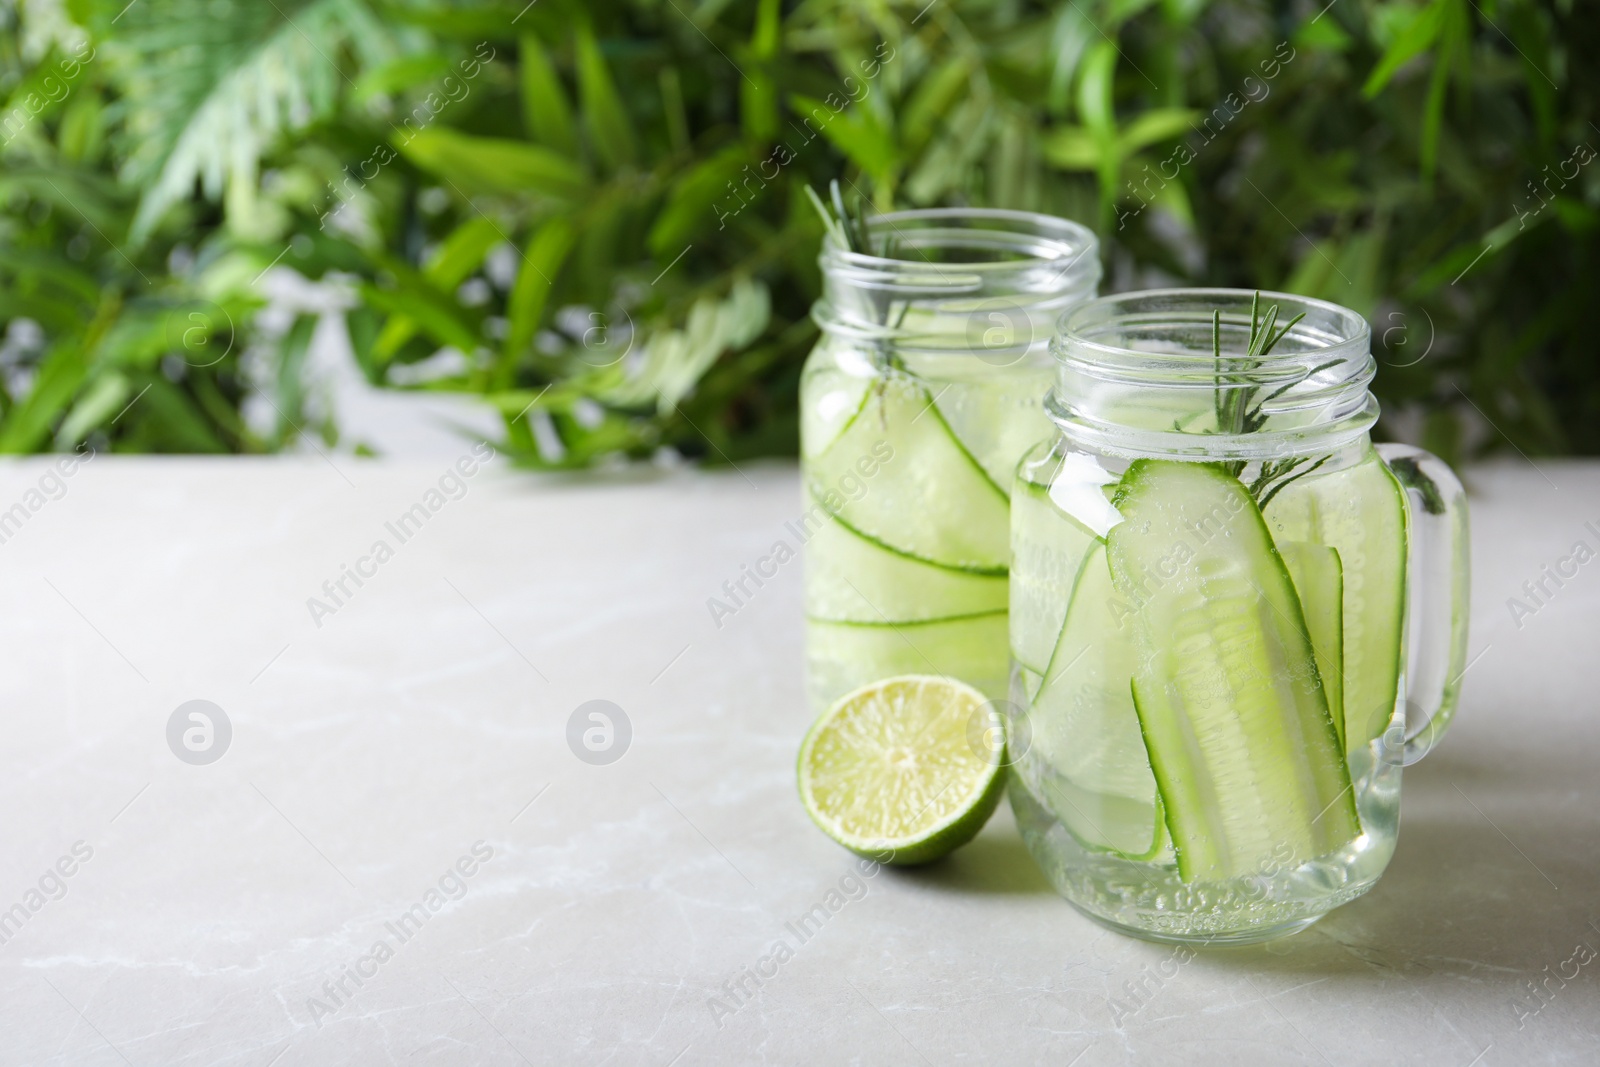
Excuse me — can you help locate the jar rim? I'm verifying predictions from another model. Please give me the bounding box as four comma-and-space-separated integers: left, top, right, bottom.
820, 208, 1099, 286
1048, 288, 1379, 460
1058, 287, 1371, 373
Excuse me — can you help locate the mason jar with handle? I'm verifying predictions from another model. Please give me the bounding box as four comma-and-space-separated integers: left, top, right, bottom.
1007, 288, 1470, 944
800, 209, 1100, 712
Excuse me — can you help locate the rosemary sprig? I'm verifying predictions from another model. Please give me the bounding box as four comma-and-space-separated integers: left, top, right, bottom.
804, 182, 907, 416
1211, 292, 1341, 505
803, 179, 885, 257
1215, 291, 1305, 443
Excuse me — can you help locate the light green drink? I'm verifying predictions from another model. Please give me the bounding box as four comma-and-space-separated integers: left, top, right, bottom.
1008, 290, 1471, 943
799, 209, 1100, 711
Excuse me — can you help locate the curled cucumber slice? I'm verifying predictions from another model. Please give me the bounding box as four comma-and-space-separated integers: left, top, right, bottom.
805, 374, 1010, 576
1264, 448, 1407, 752
1009, 478, 1098, 675
1021, 540, 1165, 861
804, 500, 1008, 624
1108, 460, 1360, 884
1279, 541, 1346, 751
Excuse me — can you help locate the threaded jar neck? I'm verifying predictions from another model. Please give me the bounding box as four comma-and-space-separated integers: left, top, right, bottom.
813, 209, 1100, 362
1049, 288, 1378, 460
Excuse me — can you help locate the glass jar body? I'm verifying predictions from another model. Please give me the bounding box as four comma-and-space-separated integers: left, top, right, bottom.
797, 208, 1100, 712
800, 337, 1055, 710
1008, 430, 1413, 942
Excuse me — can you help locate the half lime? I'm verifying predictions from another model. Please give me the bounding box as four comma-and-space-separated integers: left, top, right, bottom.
797, 675, 1005, 865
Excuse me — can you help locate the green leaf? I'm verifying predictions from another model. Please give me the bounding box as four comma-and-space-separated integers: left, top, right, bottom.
1149, 173, 1193, 227
519, 31, 578, 153
575, 24, 637, 171
1048, 5, 1097, 115
57, 94, 106, 164
501, 216, 577, 383
648, 147, 749, 260
271, 314, 318, 445
0, 45, 84, 135
904, 96, 993, 204
425, 216, 503, 287
740, 0, 782, 143
362, 249, 485, 358
355, 54, 451, 103
1106, 0, 1159, 21
899, 56, 972, 156
373, 215, 502, 360
1, 167, 124, 244
1076, 41, 1118, 136
789, 94, 897, 183
1295, 15, 1354, 52
1157, 0, 1207, 22
134, 377, 231, 453
0, 339, 90, 453
659, 66, 690, 154
1118, 108, 1199, 153
1076, 42, 1121, 220
1419, 0, 1468, 179
600, 277, 770, 414
0, 245, 103, 309
1042, 125, 1100, 170
1362, 0, 1447, 98
361, 281, 481, 359
394, 127, 586, 200
113, 0, 404, 241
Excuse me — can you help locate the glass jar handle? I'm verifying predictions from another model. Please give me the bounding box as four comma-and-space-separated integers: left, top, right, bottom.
1376, 443, 1471, 766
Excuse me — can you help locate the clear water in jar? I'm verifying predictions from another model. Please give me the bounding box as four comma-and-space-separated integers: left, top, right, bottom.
1005, 436, 1408, 942
800, 341, 1054, 711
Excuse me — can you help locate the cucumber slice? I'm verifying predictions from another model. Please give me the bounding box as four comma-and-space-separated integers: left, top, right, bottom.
1031, 770, 1168, 862
805, 501, 1008, 623
1015, 662, 1044, 705
806, 374, 1010, 575
806, 611, 1010, 706
1279, 541, 1346, 751
1107, 460, 1359, 884
1023, 540, 1163, 859
1264, 449, 1407, 751
1009, 479, 1098, 673
800, 359, 873, 460
922, 365, 1055, 490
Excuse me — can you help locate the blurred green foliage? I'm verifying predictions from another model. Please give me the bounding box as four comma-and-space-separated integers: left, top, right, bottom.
0, 0, 1594, 464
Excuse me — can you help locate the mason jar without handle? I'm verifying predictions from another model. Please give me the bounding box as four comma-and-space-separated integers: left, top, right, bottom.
1007, 288, 1470, 944
800, 209, 1100, 712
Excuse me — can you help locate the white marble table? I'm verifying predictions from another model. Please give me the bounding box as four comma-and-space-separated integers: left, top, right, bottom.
0, 452, 1595, 1066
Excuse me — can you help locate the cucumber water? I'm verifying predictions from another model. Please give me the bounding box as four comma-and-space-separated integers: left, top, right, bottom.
1008, 441, 1406, 941
801, 353, 1054, 710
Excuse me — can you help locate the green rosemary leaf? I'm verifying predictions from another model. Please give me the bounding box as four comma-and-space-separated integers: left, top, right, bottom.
1254, 304, 1280, 359
1243, 356, 1345, 427
803, 185, 848, 249
1210, 292, 1338, 502
1259, 310, 1307, 358
1255, 454, 1331, 510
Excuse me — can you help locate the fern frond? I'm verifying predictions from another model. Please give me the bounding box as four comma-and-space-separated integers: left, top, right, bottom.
104, 0, 406, 241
